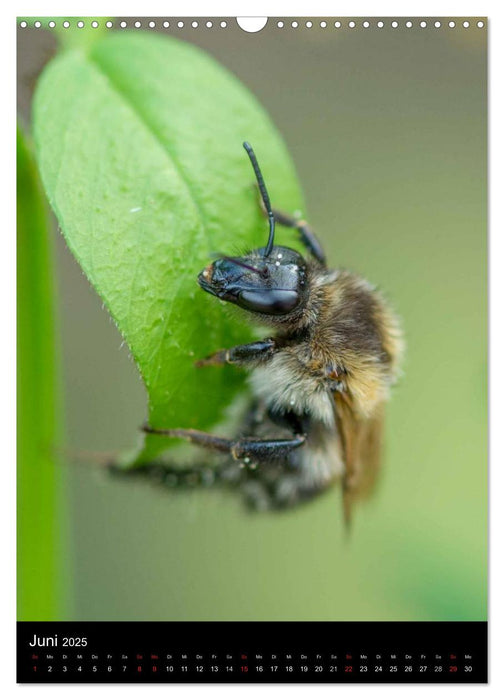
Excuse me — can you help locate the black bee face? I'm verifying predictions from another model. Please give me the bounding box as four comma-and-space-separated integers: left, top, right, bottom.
198, 246, 308, 316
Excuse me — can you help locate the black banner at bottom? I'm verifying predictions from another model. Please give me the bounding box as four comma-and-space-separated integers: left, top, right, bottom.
17, 620, 487, 683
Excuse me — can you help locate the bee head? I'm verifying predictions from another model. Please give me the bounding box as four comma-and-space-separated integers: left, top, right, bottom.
198, 142, 308, 317
198, 245, 307, 316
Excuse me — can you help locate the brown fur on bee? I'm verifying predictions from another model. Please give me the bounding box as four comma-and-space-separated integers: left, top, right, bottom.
246, 262, 404, 522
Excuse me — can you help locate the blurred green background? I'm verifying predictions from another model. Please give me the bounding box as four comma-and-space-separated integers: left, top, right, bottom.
17, 18, 486, 621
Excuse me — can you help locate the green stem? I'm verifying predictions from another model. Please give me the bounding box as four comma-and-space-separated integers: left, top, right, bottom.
17, 123, 70, 620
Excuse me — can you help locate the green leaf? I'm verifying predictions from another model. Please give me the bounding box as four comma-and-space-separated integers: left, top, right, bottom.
52, 17, 109, 51
17, 123, 70, 618
33, 32, 304, 466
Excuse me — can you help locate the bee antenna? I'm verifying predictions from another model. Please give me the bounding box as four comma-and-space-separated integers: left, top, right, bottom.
243, 141, 275, 257
222, 256, 264, 275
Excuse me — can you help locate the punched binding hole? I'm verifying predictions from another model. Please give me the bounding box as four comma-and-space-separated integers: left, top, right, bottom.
237, 17, 267, 33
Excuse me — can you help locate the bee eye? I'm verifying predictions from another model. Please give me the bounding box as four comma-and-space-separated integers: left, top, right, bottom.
238, 289, 300, 315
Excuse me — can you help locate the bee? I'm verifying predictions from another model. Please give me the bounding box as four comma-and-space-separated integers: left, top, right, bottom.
140, 142, 403, 521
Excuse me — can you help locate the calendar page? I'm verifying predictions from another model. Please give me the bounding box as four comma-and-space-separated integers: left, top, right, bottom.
17, 15, 487, 683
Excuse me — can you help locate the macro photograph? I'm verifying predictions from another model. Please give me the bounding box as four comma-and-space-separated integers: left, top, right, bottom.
17, 16, 486, 628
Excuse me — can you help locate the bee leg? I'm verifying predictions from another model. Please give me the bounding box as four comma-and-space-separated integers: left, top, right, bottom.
273, 209, 327, 266
109, 461, 228, 490
195, 338, 276, 367
142, 425, 306, 462
255, 187, 326, 265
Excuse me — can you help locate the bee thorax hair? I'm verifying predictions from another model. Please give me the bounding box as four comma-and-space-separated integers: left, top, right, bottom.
250, 353, 336, 427
251, 265, 403, 421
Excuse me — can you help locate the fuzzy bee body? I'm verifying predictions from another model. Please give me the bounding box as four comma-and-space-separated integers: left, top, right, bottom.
236, 262, 403, 512
250, 266, 402, 423
142, 143, 403, 520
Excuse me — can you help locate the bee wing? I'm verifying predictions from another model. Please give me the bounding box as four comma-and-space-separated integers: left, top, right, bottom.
332, 392, 385, 525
